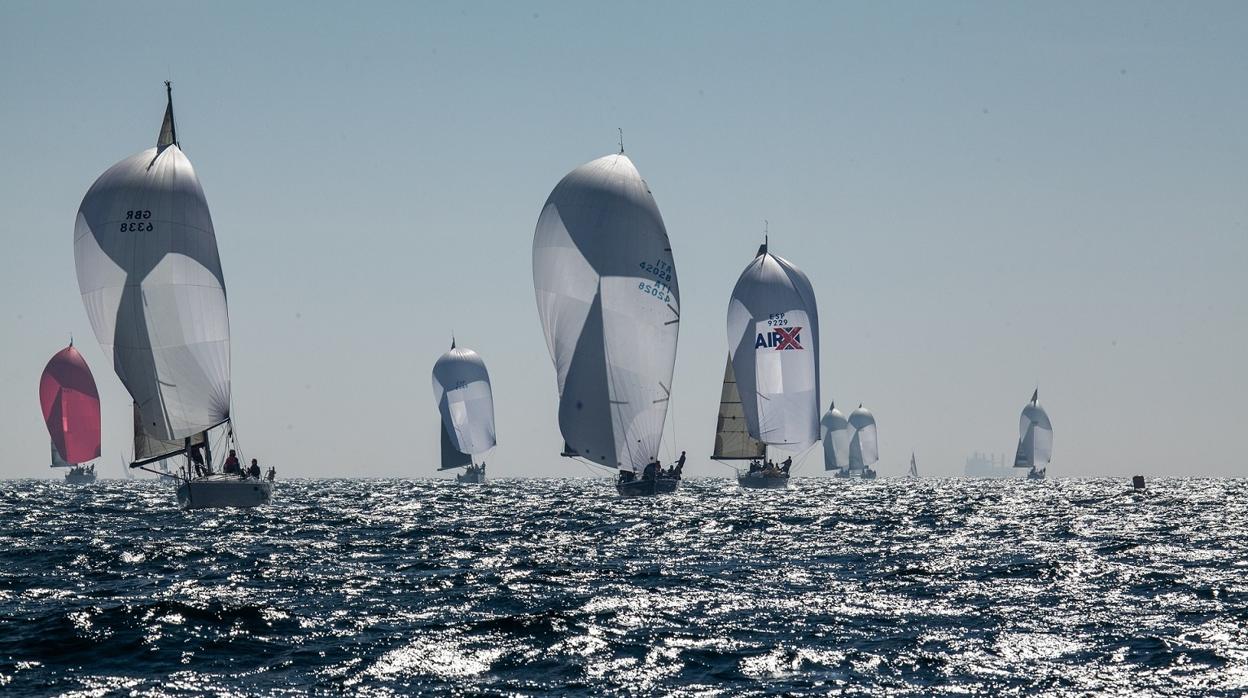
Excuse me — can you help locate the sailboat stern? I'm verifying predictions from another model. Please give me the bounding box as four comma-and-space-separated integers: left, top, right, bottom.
177, 476, 274, 509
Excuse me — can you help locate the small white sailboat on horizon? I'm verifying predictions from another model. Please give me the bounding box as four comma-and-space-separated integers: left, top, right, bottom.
821, 402, 851, 477
532, 146, 684, 497
431, 340, 497, 484
73, 82, 273, 509
908, 451, 919, 478
723, 237, 821, 489
1013, 389, 1052, 480
844, 405, 879, 479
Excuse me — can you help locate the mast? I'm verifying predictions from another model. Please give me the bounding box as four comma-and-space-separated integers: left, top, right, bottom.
158, 81, 178, 149
202, 428, 213, 475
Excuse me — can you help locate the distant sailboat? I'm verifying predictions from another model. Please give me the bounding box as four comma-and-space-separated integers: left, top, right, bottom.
725, 238, 820, 488
1013, 389, 1052, 480
908, 452, 919, 478
432, 340, 496, 484
846, 405, 879, 479
820, 402, 851, 476
74, 82, 273, 508
39, 343, 101, 484
532, 149, 683, 497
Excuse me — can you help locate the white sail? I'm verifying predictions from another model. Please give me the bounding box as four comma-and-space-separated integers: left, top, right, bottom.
909, 452, 918, 477
74, 85, 230, 442
1014, 390, 1052, 470
133, 401, 203, 463
847, 405, 878, 470
712, 355, 767, 461
431, 342, 497, 470
50, 441, 71, 469
532, 153, 680, 472
820, 402, 851, 470
727, 241, 820, 451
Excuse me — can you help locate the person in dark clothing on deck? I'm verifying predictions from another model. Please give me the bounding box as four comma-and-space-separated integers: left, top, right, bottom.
223, 450, 240, 475
673, 451, 687, 479
249, 459, 261, 479
642, 461, 659, 480
782, 456, 793, 475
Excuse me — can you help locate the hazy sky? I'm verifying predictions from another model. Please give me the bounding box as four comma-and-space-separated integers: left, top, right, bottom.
2, 1, 1245, 479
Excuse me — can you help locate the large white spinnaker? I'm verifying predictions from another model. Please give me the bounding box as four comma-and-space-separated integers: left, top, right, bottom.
532, 152, 680, 472
727, 241, 820, 452
1014, 389, 1052, 473
431, 341, 497, 470
74, 83, 230, 448
820, 402, 851, 471
847, 405, 878, 471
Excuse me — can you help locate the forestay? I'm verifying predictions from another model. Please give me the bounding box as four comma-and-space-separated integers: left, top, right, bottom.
532, 153, 680, 472
820, 402, 851, 471
431, 343, 497, 470
727, 242, 820, 452
1014, 389, 1053, 469
848, 405, 879, 470
39, 344, 102, 466
74, 84, 230, 443
712, 355, 767, 460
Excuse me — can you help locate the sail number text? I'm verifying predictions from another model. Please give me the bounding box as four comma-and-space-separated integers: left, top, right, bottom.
766, 313, 790, 327
119, 210, 154, 232
638, 258, 674, 304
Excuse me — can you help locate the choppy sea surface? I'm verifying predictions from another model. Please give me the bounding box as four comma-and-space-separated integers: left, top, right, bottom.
1, 477, 1246, 696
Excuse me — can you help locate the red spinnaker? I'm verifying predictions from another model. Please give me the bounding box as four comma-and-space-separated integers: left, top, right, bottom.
39, 344, 102, 465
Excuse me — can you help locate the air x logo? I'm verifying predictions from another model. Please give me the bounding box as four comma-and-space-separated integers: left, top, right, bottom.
775, 327, 803, 350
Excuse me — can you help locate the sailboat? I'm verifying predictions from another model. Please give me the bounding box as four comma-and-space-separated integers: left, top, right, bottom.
39, 343, 101, 484
431, 340, 496, 484
908, 452, 919, 478
820, 402, 851, 476
725, 238, 820, 489
846, 405, 879, 479
1013, 389, 1052, 480
532, 148, 683, 497
73, 82, 273, 509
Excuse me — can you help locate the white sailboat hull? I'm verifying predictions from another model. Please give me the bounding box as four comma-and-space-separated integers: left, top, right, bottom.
457, 469, 486, 484
617, 477, 680, 497
177, 476, 273, 509
738, 472, 790, 489
63, 469, 97, 485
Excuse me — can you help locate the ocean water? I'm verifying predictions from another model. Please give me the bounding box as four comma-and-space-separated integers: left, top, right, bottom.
1, 477, 1245, 696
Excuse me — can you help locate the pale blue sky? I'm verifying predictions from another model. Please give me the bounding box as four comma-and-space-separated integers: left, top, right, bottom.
2, 1, 1245, 478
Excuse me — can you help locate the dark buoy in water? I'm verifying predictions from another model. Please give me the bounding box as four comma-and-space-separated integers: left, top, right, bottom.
1132, 475, 1146, 490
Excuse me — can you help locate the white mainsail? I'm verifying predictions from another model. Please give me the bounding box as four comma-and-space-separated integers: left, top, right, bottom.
820, 402, 851, 471
74, 83, 230, 446
50, 441, 71, 469
727, 241, 820, 452
431, 341, 497, 471
532, 152, 680, 472
847, 405, 878, 471
1013, 389, 1052, 472
712, 355, 767, 461
908, 452, 918, 477
133, 401, 203, 463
